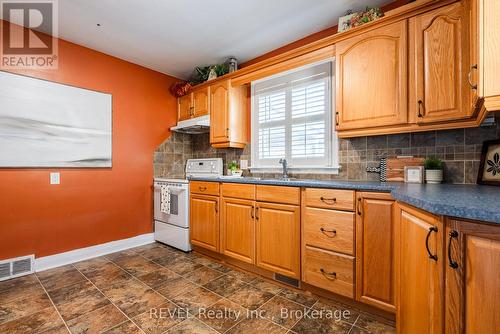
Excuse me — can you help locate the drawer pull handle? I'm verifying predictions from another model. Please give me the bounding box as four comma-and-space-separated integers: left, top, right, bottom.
320, 227, 337, 237
467, 64, 478, 90
320, 268, 337, 279
448, 230, 459, 269
425, 226, 438, 261
418, 100, 424, 118
320, 197, 337, 204
199, 186, 207, 191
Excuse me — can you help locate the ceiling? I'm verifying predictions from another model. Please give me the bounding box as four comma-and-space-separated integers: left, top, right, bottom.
5, 0, 392, 79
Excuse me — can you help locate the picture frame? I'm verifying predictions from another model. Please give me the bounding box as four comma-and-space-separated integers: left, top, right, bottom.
404, 166, 425, 183
477, 139, 500, 186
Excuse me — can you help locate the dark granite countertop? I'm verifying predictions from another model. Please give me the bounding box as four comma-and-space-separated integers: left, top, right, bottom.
189, 176, 500, 224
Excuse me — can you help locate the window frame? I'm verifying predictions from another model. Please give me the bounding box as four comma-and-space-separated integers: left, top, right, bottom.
250, 58, 339, 174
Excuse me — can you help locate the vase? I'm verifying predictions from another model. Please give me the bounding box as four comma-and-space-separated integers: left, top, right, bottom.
426, 169, 443, 184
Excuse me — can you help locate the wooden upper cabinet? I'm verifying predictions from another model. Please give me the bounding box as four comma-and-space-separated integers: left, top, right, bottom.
178, 94, 193, 121
190, 194, 219, 252
256, 202, 300, 279
445, 219, 500, 334
479, 0, 500, 99
193, 86, 209, 117
355, 192, 397, 313
397, 204, 443, 334
221, 198, 255, 264
210, 81, 229, 144
210, 79, 248, 149
410, 1, 473, 123
336, 20, 408, 130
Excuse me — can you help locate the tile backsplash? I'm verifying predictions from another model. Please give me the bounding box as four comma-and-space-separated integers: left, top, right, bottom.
154, 115, 500, 184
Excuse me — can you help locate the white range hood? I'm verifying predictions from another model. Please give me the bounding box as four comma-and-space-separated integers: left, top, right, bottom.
170, 115, 210, 134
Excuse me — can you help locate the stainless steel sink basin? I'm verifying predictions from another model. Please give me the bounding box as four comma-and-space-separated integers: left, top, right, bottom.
260, 177, 299, 182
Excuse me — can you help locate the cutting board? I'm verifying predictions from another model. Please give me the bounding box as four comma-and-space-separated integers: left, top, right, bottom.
386, 157, 424, 182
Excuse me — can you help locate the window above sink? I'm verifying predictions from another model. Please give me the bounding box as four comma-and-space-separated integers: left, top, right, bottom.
250, 59, 339, 174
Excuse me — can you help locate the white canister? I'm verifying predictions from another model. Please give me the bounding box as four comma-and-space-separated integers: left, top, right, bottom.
425, 169, 443, 184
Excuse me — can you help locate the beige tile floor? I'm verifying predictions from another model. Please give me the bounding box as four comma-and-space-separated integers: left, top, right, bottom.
0, 242, 395, 334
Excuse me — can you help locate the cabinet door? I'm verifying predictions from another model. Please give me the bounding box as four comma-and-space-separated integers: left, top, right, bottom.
410, 2, 472, 123
256, 202, 300, 278
355, 192, 397, 313
336, 20, 408, 130
178, 94, 193, 121
221, 198, 255, 264
445, 219, 500, 334
190, 194, 219, 252
193, 87, 209, 117
397, 204, 443, 334
210, 81, 229, 144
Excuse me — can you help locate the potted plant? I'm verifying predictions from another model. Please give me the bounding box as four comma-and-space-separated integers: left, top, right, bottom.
227, 161, 243, 177
424, 156, 444, 184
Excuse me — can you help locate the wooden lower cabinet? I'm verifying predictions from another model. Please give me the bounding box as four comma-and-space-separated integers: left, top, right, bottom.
221, 198, 255, 264
256, 202, 300, 279
445, 218, 500, 334
303, 207, 354, 255
303, 246, 354, 298
355, 192, 397, 313
190, 194, 219, 252
397, 203, 443, 334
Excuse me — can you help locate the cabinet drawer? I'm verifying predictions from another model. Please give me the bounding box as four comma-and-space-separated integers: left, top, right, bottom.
303, 207, 354, 255
190, 181, 219, 196
304, 188, 355, 211
256, 185, 300, 205
222, 183, 255, 200
303, 246, 354, 298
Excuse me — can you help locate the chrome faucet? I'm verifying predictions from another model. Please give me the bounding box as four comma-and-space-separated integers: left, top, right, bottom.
279, 158, 289, 179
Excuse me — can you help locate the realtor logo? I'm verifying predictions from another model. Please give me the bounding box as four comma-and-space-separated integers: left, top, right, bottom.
1, 0, 58, 69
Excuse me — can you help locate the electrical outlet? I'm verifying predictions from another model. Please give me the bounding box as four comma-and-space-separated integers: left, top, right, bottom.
240, 159, 248, 169
50, 172, 60, 185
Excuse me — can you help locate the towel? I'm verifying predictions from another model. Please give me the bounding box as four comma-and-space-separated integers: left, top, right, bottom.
160, 185, 171, 214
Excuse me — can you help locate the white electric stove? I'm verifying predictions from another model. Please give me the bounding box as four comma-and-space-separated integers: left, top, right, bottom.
153, 158, 223, 251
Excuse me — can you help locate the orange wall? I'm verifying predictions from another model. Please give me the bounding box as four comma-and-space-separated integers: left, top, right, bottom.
0, 21, 179, 259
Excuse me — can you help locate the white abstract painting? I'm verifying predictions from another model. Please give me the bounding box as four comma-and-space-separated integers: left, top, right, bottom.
0, 71, 112, 167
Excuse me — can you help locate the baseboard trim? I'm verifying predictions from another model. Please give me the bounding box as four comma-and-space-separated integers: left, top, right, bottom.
35, 233, 155, 272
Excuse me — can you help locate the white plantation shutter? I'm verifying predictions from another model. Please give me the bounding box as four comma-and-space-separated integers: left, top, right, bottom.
252, 61, 337, 169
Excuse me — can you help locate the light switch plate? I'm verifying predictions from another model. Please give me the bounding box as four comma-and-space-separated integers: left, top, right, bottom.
240, 159, 248, 169
50, 172, 60, 185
